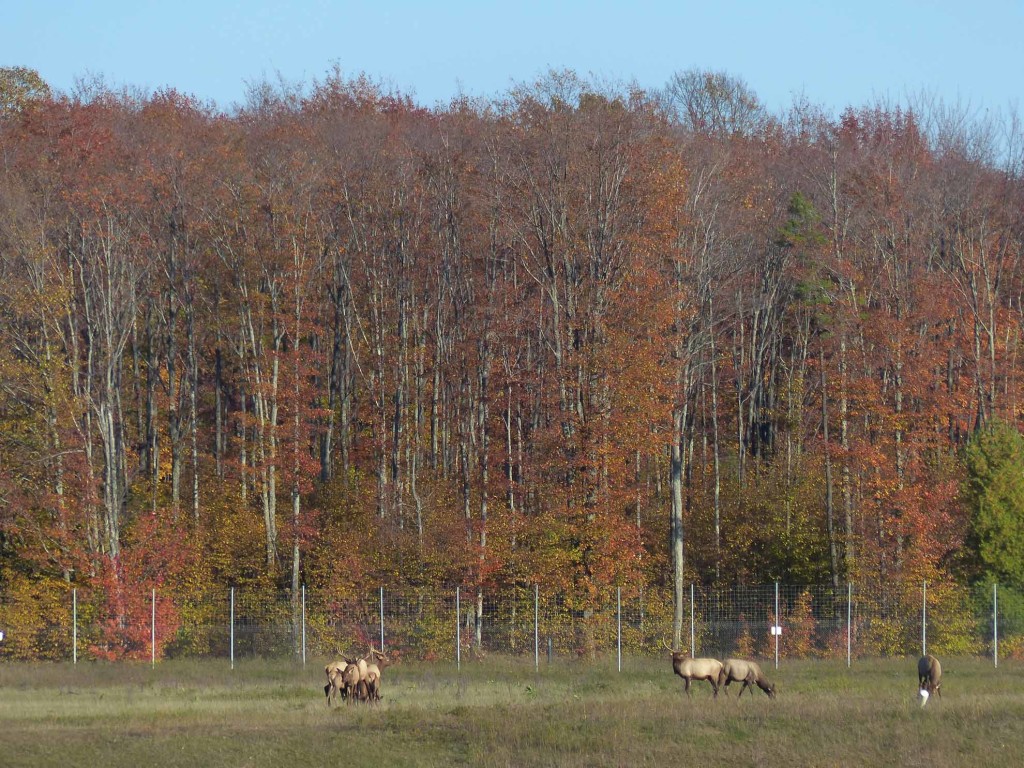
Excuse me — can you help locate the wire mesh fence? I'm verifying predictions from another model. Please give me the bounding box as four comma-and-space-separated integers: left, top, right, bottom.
0, 581, 1012, 665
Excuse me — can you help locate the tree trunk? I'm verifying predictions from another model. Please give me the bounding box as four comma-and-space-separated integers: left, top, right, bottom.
821, 347, 839, 588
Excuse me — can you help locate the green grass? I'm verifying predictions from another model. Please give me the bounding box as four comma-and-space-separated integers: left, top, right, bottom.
0, 656, 1021, 767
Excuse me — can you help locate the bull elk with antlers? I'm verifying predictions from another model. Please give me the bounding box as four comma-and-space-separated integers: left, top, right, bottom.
662, 640, 724, 698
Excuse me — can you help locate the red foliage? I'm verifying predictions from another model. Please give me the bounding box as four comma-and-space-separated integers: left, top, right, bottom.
87, 510, 196, 660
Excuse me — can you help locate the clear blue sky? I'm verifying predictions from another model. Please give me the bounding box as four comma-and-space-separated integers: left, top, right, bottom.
5, 0, 1023, 115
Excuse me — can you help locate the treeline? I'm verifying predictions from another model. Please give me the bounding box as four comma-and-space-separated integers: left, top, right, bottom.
1, 66, 1022, 653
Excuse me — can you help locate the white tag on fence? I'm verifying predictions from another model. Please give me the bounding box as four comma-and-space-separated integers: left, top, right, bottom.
770, 625, 782, 636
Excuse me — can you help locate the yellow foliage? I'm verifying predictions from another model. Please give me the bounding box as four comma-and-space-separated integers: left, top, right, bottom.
1001, 634, 1024, 660
0, 572, 72, 661
785, 590, 817, 658
733, 617, 756, 658
857, 618, 907, 657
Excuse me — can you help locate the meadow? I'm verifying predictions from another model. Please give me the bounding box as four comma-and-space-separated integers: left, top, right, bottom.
0, 655, 1021, 767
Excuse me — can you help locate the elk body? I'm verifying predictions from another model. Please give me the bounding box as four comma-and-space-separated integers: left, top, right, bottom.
362, 647, 389, 701
918, 655, 942, 699
341, 661, 366, 702
324, 659, 350, 706
718, 658, 776, 699
663, 641, 723, 697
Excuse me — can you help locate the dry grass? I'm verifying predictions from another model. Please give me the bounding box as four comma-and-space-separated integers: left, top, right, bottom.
0, 656, 1020, 767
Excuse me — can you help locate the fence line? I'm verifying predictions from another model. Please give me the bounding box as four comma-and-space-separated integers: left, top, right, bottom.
994, 582, 999, 668
0, 581, 1014, 665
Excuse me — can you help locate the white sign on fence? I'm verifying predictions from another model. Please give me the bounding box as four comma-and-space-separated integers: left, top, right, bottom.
770, 625, 783, 636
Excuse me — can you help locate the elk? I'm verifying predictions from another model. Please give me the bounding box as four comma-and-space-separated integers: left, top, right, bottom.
362, 647, 390, 702
324, 658, 351, 706
918, 655, 942, 701
662, 640, 724, 697
718, 658, 776, 699
340, 661, 366, 703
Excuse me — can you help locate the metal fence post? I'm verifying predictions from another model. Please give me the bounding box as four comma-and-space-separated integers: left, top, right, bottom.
301, 584, 306, 666
230, 586, 235, 671
72, 588, 77, 665
534, 584, 539, 672
616, 587, 622, 673
151, 588, 156, 668
689, 583, 695, 656
774, 581, 780, 670
456, 586, 461, 671
922, 580, 927, 657
379, 586, 385, 652
846, 582, 852, 668
994, 582, 999, 668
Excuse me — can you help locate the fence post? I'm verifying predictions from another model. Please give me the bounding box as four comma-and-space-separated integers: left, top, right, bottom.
456, 586, 461, 671
774, 581, 780, 670
301, 584, 306, 667
72, 588, 77, 665
151, 588, 156, 668
230, 586, 235, 671
922, 579, 927, 657
616, 587, 622, 673
534, 584, 539, 672
379, 586, 385, 652
994, 582, 999, 669
689, 583, 695, 656
846, 582, 852, 668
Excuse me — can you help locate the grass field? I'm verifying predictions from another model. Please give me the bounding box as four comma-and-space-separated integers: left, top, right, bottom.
0, 655, 1021, 767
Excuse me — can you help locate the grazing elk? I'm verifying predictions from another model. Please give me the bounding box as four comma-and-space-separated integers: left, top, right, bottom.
718, 658, 776, 699
662, 640, 724, 698
918, 654, 942, 700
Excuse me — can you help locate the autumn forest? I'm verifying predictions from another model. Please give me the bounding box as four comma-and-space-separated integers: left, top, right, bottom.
1, 65, 1023, 656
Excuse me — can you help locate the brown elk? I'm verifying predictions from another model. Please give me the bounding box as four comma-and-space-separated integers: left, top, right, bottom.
324, 658, 350, 706
362, 647, 390, 702
718, 658, 776, 699
662, 640, 724, 698
340, 661, 366, 702
918, 655, 942, 700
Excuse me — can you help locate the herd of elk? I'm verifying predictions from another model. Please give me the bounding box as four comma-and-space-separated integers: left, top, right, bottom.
324, 647, 390, 706
320, 643, 943, 708
662, 640, 776, 700
658, 642, 942, 706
